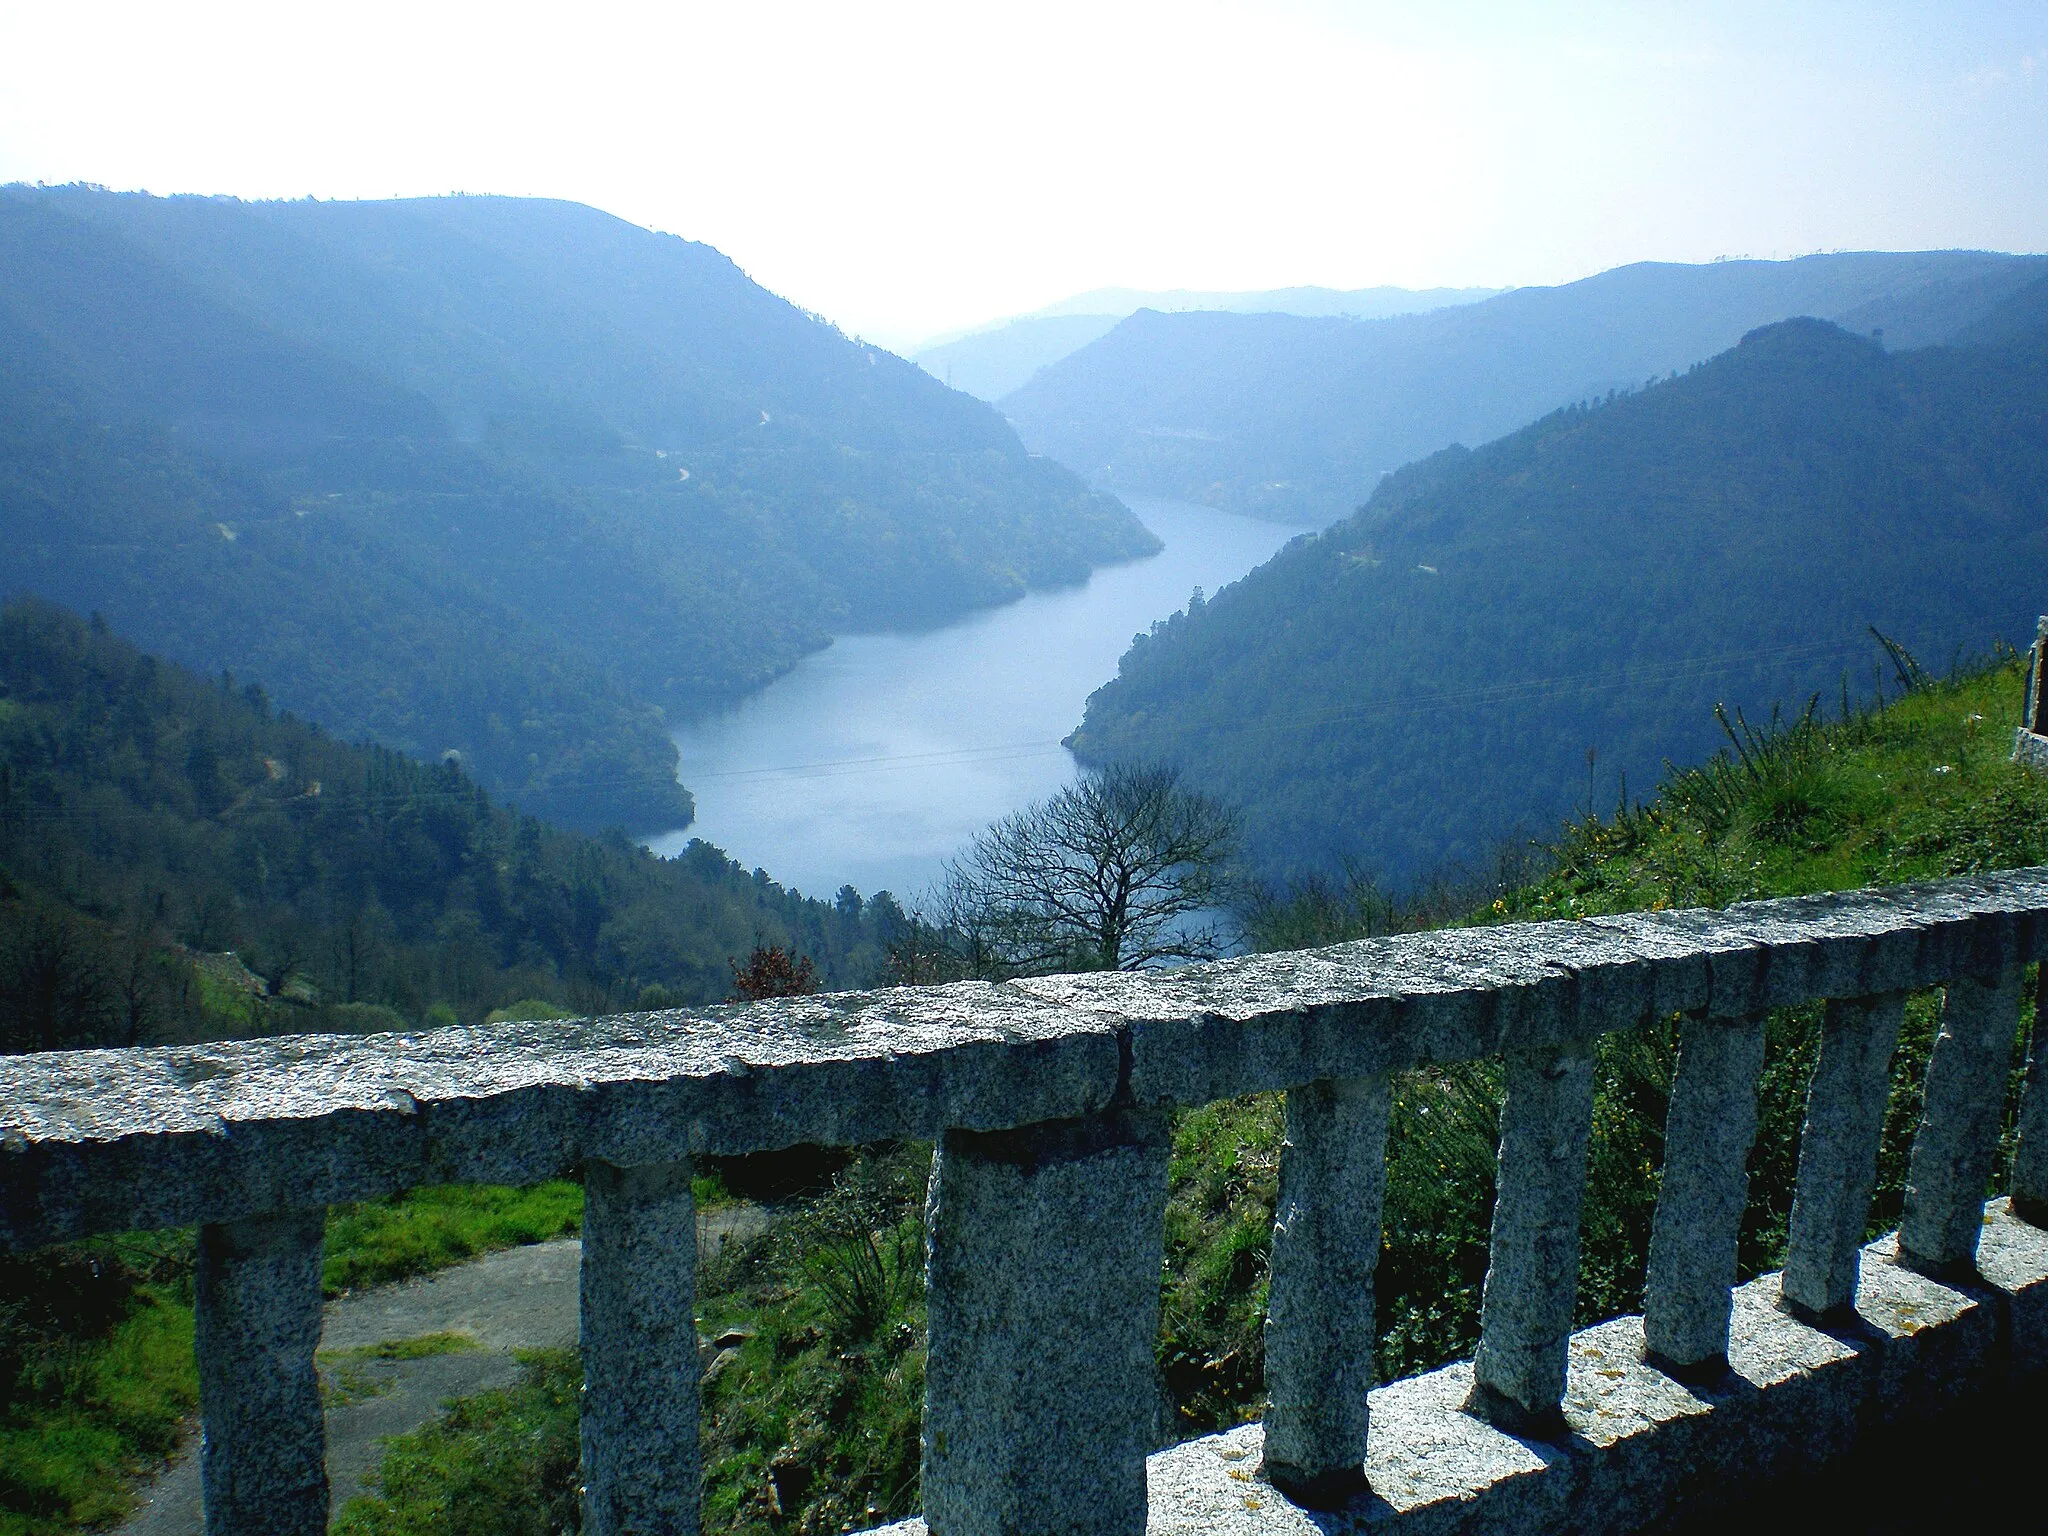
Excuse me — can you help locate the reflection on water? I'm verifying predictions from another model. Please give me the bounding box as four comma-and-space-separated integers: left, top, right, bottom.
644, 497, 1300, 901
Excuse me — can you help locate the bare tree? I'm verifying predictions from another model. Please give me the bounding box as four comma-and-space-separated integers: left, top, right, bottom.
940, 764, 1240, 976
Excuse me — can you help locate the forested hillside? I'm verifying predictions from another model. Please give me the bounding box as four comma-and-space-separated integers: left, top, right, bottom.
1069, 290, 2048, 883
0, 188, 1154, 830
0, 600, 907, 1053
915, 282, 1499, 401
1003, 251, 2048, 524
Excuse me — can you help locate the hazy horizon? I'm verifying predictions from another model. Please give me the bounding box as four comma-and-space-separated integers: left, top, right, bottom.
3, 3, 2045, 349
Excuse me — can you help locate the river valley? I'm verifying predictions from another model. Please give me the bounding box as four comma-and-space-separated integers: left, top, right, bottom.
645, 497, 1301, 901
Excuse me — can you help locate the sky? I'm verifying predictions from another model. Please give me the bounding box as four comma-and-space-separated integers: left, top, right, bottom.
2, 1, 2044, 350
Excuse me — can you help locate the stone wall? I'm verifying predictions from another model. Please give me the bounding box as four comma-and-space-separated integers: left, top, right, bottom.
6, 869, 2048, 1535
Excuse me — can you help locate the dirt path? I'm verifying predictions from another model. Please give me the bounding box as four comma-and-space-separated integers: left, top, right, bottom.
119, 1205, 771, 1534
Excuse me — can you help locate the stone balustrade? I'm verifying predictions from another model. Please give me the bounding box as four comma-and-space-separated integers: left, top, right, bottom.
7, 871, 2048, 1534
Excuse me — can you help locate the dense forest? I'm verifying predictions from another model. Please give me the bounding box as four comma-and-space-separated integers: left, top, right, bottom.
914, 282, 1498, 402
0, 188, 1155, 831
1002, 250, 2048, 524
1069, 287, 2048, 884
0, 600, 912, 1053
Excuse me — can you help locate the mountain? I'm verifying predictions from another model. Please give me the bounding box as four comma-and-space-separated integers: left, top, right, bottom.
1066, 279, 2048, 885
0, 188, 1155, 831
1003, 251, 2048, 525
0, 598, 913, 1052
914, 284, 1500, 402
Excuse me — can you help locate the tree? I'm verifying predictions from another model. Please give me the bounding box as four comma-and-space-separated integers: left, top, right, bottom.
939, 764, 1240, 976
729, 945, 820, 1001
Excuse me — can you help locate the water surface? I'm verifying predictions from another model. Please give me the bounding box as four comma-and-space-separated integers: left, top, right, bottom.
646, 497, 1299, 900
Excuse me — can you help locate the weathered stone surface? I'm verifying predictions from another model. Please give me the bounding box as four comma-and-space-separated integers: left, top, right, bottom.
1147, 1365, 1571, 1536
1643, 1015, 1766, 1366
921, 1109, 1169, 1536
1854, 1234, 1992, 1423
1973, 1197, 2048, 1378
9, 870, 2048, 1252
857, 1222, 2045, 1536
2012, 969, 2048, 1225
1716, 1272, 1867, 1483
194, 1207, 328, 1536
1782, 992, 1907, 1315
2014, 726, 2048, 775
1900, 969, 2025, 1272
580, 1160, 699, 1536
0, 983, 1125, 1249
1262, 1076, 1392, 1501
1468, 1046, 1597, 1429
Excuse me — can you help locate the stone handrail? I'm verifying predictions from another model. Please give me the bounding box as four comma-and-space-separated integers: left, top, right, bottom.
6, 870, 2048, 1533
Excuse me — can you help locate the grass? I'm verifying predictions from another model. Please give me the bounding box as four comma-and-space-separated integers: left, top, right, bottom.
0, 1179, 588, 1534
327, 1148, 931, 1536
319, 1332, 481, 1408
694, 1149, 928, 1533
329, 1350, 583, 1536
321, 1181, 584, 1295
0, 1236, 196, 1536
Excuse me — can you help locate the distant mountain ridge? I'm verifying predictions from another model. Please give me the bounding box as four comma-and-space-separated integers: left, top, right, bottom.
0, 187, 1155, 832
1004, 250, 2048, 524
914, 282, 1500, 401
1068, 275, 2048, 884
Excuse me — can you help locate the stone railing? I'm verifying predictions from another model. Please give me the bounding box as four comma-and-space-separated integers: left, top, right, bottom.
2014, 615, 2048, 773
6, 871, 2048, 1535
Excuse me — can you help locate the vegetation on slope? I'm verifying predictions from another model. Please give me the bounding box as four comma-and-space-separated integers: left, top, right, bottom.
0, 1183, 597, 1536
0, 187, 1155, 830
313, 653, 2048, 1533
1070, 305, 2048, 884
1002, 250, 2048, 524
0, 599, 914, 1053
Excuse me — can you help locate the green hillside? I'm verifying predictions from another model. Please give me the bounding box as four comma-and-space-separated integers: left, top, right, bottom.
0, 188, 1155, 831
0, 598, 907, 1053
1069, 301, 2048, 884
915, 283, 1499, 402
1003, 251, 2048, 525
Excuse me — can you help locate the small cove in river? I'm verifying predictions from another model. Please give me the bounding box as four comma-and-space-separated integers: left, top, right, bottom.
644, 497, 1302, 902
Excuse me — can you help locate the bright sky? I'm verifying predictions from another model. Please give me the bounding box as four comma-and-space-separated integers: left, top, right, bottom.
2, 1, 2044, 349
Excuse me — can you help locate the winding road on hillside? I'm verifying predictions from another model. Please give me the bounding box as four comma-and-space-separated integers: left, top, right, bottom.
119, 1207, 770, 1534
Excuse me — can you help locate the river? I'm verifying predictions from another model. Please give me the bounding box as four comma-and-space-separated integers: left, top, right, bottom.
644, 497, 1301, 901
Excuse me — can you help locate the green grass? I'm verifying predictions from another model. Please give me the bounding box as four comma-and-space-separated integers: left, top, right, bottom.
1, 1180, 586, 1534
0, 1231, 197, 1536
321, 1181, 585, 1295
329, 1350, 583, 1536
694, 1149, 928, 1533
319, 1332, 481, 1408
1503, 659, 2048, 919
322, 1148, 932, 1536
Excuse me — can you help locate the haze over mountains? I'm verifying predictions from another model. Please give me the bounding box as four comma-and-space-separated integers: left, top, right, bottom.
1068, 276, 2048, 883
0, 187, 1153, 831
1005, 251, 2048, 525
915, 283, 1501, 402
